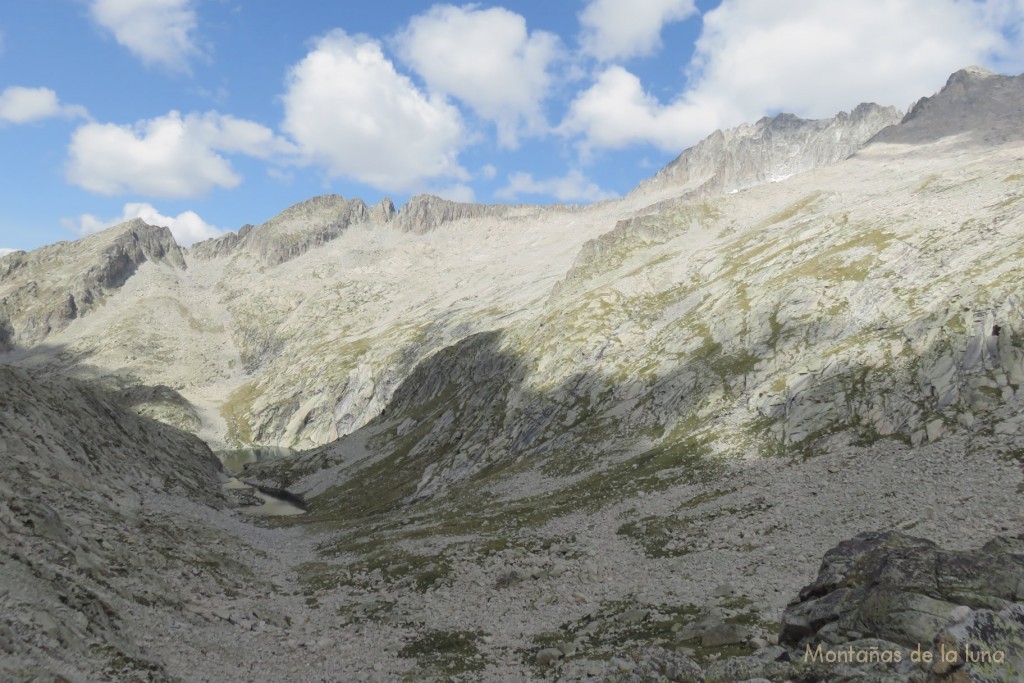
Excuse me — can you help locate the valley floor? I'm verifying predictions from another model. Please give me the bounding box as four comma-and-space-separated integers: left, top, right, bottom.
17, 433, 1017, 682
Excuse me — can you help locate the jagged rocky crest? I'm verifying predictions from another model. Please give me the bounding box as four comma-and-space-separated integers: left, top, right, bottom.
870, 66, 1024, 146
390, 194, 516, 234
2, 65, 1024, 682
190, 195, 376, 266
190, 193, 515, 266
0, 220, 184, 350
635, 102, 903, 200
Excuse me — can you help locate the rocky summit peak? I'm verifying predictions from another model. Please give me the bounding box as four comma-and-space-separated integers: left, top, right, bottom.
635, 103, 902, 200
950, 64, 998, 82
190, 194, 374, 266
277, 193, 354, 217
0, 219, 186, 350
869, 67, 1023, 146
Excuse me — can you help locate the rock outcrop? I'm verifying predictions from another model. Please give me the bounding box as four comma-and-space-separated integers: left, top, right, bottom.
591, 531, 1024, 682
390, 194, 516, 234
635, 102, 902, 200
773, 531, 1024, 682
0, 220, 185, 350
870, 66, 1024, 146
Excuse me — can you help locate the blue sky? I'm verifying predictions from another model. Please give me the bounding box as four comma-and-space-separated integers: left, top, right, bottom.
1, 0, 1021, 253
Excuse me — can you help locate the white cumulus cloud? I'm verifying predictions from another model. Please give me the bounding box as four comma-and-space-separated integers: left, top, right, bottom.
0, 86, 88, 124
560, 66, 723, 152
66, 111, 290, 198
564, 0, 1022, 154
689, 0, 1015, 120
62, 202, 222, 247
281, 30, 468, 192
187, 111, 296, 158
496, 169, 616, 203
89, 0, 199, 71
579, 0, 697, 61
395, 5, 561, 147
0, 248, 17, 258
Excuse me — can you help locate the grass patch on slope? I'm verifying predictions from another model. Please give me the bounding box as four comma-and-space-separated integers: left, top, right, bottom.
220, 380, 262, 446
399, 630, 488, 680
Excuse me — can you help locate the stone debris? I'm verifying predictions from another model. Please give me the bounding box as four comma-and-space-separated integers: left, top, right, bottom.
1, 66, 1024, 682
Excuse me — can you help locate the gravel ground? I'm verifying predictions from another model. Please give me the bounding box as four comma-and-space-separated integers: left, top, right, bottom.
79, 432, 1022, 682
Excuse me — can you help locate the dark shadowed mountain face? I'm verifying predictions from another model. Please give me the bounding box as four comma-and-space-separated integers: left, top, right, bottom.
0, 364, 228, 681
2, 67, 1024, 681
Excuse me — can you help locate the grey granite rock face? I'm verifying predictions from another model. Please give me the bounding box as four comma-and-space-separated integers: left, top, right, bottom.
370, 197, 396, 225
190, 195, 372, 266
390, 194, 515, 234
0, 365, 226, 680
870, 67, 1024, 146
0, 220, 186, 350
635, 102, 903, 199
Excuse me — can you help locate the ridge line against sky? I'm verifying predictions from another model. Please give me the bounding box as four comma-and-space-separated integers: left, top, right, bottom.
0, 0, 1022, 252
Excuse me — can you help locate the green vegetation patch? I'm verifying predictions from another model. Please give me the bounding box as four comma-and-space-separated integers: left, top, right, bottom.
90, 643, 163, 678
616, 515, 695, 558
759, 191, 825, 228
220, 380, 262, 446
501, 430, 718, 529
778, 227, 895, 284
398, 629, 488, 679
354, 549, 453, 592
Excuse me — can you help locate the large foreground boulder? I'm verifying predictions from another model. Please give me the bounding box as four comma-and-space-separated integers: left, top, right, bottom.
778, 531, 1024, 682
601, 531, 1024, 682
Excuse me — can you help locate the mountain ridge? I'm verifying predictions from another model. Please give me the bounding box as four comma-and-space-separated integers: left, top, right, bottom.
3, 65, 1024, 682
2, 66, 1022, 455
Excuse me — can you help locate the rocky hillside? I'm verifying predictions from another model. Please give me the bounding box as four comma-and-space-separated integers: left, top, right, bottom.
249, 66, 1024, 500
0, 365, 226, 680
0, 100, 911, 452
634, 101, 902, 202
0, 220, 184, 351
2, 65, 1024, 682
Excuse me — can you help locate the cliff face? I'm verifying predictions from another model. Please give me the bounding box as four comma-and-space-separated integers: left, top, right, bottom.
0, 220, 185, 350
